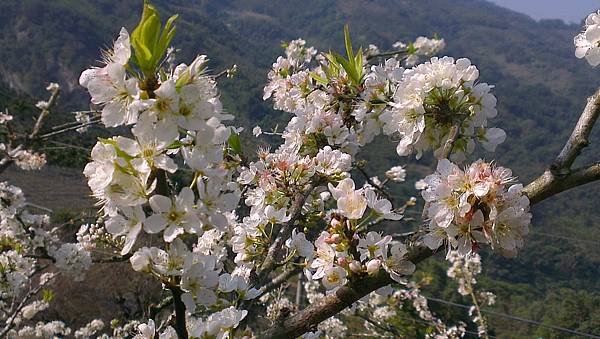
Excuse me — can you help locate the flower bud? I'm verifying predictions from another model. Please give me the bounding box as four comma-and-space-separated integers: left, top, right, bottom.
320, 191, 331, 201
366, 259, 381, 275
349, 260, 362, 273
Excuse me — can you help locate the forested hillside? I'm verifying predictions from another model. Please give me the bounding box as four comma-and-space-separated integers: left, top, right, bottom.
1, 0, 599, 336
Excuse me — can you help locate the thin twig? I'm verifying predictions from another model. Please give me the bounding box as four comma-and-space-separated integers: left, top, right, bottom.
37, 119, 101, 140
366, 49, 408, 61
355, 161, 395, 207
168, 285, 189, 339
255, 181, 320, 285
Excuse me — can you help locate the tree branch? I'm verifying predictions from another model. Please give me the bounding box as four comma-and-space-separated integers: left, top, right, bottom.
261, 246, 433, 338
168, 285, 189, 339
551, 88, 600, 174
523, 162, 600, 205
258, 266, 303, 296
29, 88, 60, 139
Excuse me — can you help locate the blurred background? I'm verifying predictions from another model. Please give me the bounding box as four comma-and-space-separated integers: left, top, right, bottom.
1, 0, 599, 337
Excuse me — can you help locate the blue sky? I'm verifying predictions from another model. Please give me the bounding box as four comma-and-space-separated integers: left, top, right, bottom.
488, 0, 599, 23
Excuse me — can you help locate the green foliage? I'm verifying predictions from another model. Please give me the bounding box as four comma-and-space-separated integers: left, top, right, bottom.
131, 1, 178, 77
227, 128, 243, 156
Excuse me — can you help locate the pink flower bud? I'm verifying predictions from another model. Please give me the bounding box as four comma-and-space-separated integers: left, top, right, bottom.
324, 236, 336, 244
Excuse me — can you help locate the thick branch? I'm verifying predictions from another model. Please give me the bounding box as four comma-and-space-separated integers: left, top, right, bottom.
262, 246, 433, 338
551, 88, 600, 174
523, 162, 600, 205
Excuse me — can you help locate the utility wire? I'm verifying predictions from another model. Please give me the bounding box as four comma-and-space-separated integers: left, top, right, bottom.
400, 315, 497, 338
425, 296, 600, 338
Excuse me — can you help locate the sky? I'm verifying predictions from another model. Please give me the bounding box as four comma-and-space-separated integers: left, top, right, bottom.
488, 0, 599, 24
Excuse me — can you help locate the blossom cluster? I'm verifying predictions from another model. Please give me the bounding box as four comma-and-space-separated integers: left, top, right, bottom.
383, 56, 504, 161
0, 83, 58, 172
263, 36, 504, 162
78, 19, 250, 336
0, 181, 99, 337
447, 251, 496, 337
420, 159, 531, 257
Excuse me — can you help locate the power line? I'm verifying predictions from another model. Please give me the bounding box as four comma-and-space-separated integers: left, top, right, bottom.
404, 315, 497, 338
425, 296, 600, 338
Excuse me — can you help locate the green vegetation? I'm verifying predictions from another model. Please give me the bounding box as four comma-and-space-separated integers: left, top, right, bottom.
1, 0, 600, 336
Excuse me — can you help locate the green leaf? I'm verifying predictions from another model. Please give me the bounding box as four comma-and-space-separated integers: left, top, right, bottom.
130, 1, 178, 77
343, 24, 354, 62
310, 72, 329, 85
166, 140, 184, 149
175, 71, 191, 91
355, 47, 364, 81
133, 36, 152, 64
155, 14, 178, 66
141, 13, 161, 53
334, 53, 359, 85
227, 128, 242, 155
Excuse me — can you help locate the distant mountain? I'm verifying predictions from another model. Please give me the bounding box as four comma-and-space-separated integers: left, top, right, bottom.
1, 0, 600, 336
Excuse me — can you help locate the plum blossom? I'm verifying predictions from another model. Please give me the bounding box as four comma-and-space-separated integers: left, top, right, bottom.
104, 205, 147, 255
51, 243, 92, 281
321, 265, 347, 290
79, 28, 141, 127
385, 165, 406, 182
575, 10, 600, 66
180, 255, 220, 312
286, 229, 315, 259
357, 232, 392, 261
145, 187, 201, 242
329, 178, 367, 220
381, 56, 501, 161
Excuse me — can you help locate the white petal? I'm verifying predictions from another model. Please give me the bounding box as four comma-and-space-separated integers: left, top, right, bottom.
121, 222, 142, 255
150, 195, 172, 213
144, 214, 168, 233
163, 224, 184, 242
